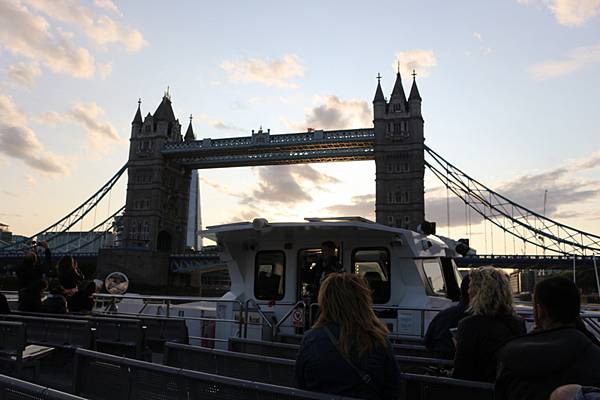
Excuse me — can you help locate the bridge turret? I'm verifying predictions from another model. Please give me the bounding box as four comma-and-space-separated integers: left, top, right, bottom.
389, 69, 407, 113
373, 68, 425, 231
153, 93, 182, 141
131, 99, 143, 136
408, 71, 422, 118
184, 115, 195, 142
373, 74, 386, 120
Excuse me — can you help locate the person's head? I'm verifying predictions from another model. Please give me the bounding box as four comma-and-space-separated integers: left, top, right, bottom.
534, 276, 580, 330
57, 256, 76, 272
468, 266, 515, 317
321, 241, 337, 258
549, 384, 581, 400
314, 272, 388, 356
460, 275, 471, 304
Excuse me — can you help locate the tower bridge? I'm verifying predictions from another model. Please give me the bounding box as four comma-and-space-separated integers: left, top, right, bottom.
1, 69, 599, 286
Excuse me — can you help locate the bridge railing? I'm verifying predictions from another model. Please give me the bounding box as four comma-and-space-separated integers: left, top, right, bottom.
162, 128, 375, 152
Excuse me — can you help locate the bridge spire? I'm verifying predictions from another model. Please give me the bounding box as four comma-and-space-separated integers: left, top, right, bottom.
132, 98, 143, 125
184, 114, 195, 141
373, 73, 385, 103
390, 65, 407, 106
409, 69, 422, 101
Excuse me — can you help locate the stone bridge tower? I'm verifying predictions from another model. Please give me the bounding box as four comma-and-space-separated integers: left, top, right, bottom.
98, 94, 192, 285
373, 71, 424, 230
124, 94, 191, 252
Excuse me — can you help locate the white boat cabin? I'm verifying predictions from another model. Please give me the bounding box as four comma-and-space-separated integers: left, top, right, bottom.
201, 217, 464, 343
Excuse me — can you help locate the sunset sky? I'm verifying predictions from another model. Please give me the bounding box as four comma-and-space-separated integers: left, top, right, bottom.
1, 0, 599, 254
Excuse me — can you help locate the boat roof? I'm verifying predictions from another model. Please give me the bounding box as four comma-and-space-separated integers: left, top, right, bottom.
202, 217, 454, 256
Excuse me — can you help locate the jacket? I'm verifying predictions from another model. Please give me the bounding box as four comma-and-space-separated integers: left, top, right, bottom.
452, 313, 526, 382
295, 325, 400, 399
16, 248, 51, 312
424, 301, 469, 359
496, 327, 600, 400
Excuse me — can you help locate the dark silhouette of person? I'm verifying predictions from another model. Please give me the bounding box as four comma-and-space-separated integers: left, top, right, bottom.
68, 281, 97, 313
424, 275, 471, 359
496, 276, 600, 400
311, 241, 343, 298
16, 241, 51, 312
0, 292, 10, 314
296, 273, 400, 399
56, 256, 85, 295
42, 281, 68, 314
452, 267, 526, 382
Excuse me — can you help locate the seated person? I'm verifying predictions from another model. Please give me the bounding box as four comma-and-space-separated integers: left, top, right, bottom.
295, 273, 399, 399
42, 282, 68, 314
496, 276, 600, 400
425, 275, 470, 359
68, 281, 97, 313
452, 267, 526, 382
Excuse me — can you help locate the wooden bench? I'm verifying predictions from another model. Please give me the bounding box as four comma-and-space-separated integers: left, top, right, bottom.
74, 348, 359, 400
165, 341, 296, 387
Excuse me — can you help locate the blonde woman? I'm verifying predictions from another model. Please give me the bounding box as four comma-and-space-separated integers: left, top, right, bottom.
452, 266, 526, 382
295, 273, 399, 399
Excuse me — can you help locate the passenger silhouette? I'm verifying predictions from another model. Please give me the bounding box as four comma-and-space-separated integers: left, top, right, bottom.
295, 273, 400, 399
452, 267, 525, 382
16, 241, 51, 312
425, 275, 471, 359
496, 276, 600, 400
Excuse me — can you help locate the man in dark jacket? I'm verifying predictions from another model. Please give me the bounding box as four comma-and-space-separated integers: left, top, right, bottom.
16, 241, 51, 312
424, 275, 470, 359
496, 276, 600, 400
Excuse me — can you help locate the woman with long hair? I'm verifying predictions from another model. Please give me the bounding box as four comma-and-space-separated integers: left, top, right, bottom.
56, 255, 85, 295
295, 273, 399, 399
452, 266, 526, 382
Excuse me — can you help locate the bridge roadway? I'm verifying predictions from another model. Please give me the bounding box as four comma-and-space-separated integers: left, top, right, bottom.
161, 128, 376, 168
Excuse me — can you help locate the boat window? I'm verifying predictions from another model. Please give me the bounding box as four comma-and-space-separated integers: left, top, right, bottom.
254, 251, 285, 300
352, 248, 391, 304
422, 259, 446, 296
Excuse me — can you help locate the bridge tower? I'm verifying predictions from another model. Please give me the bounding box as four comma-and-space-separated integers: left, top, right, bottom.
373, 70, 424, 230
98, 94, 191, 285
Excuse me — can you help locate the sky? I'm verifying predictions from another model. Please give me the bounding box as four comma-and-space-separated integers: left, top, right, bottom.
0, 0, 599, 254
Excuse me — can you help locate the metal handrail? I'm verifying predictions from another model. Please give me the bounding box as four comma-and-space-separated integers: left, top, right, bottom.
93, 293, 245, 340
243, 298, 273, 338
275, 301, 306, 330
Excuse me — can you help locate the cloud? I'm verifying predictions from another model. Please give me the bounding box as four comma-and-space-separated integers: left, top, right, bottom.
549, 0, 600, 25
323, 194, 375, 219
473, 32, 483, 41
518, 0, 600, 26
35, 102, 122, 154
23, 0, 147, 52
393, 50, 437, 78
196, 113, 245, 132
93, 0, 121, 15
0, 94, 68, 175
529, 43, 600, 79
98, 63, 112, 79
284, 95, 372, 131
243, 165, 339, 205
221, 54, 304, 89
7, 62, 41, 87
0, 0, 96, 78
472, 32, 493, 55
